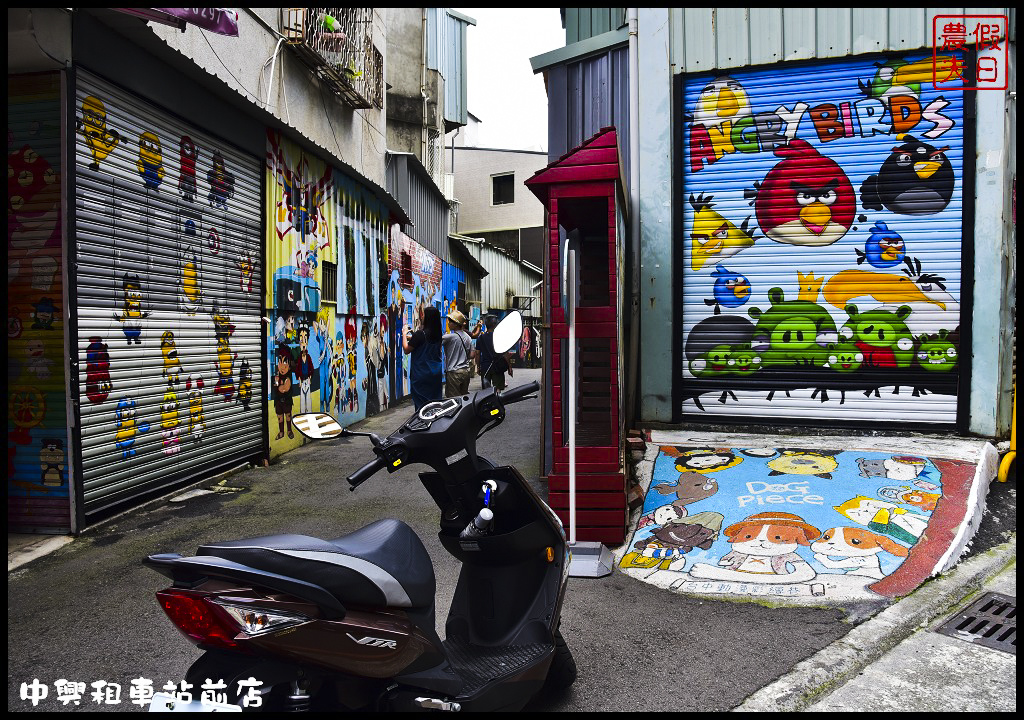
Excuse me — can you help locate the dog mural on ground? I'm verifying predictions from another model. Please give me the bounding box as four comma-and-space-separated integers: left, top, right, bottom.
687, 512, 821, 584
812, 527, 910, 581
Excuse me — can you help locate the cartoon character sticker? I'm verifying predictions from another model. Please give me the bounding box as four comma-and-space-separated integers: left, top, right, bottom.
136, 131, 164, 191
178, 135, 199, 202
207, 150, 235, 209
114, 273, 149, 345
85, 337, 113, 404
77, 95, 121, 172
114, 396, 150, 459
39, 438, 66, 486
185, 373, 206, 442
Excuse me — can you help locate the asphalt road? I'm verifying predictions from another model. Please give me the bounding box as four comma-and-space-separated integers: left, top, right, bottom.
9, 368, 854, 712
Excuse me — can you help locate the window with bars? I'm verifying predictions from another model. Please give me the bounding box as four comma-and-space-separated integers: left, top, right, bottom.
400, 251, 413, 286
322, 260, 338, 302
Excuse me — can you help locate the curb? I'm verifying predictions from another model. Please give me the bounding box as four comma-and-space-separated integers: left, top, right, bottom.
732, 534, 1017, 712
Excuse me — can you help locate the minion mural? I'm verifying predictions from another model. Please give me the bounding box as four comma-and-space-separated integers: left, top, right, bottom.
265, 131, 393, 458
678, 54, 964, 426
70, 69, 263, 520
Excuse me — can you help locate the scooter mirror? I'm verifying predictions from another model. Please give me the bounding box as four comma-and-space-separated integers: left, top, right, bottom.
492, 310, 524, 355
292, 413, 345, 440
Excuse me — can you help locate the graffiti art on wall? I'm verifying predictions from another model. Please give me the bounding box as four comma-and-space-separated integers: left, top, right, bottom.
265, 132, 396, 456
679, 54, 964, 423
69, 70, 264, 515
620, 444, 978, 601
8, 73, 71, 529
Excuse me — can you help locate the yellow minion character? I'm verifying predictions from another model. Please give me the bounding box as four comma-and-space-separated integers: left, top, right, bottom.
78, 95, 120, 172
137, 130, 164, 190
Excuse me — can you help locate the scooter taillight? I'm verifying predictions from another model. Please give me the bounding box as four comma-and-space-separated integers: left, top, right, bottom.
156, 589, 251, 653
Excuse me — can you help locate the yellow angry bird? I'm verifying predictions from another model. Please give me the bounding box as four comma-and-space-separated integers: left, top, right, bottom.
691, 76, 752, 129
78, 96, 120, 172
137, 131, 164, 190
688, 193, 757, 272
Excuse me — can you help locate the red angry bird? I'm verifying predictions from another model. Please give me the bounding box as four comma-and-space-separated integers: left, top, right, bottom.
751, 140, 855, 247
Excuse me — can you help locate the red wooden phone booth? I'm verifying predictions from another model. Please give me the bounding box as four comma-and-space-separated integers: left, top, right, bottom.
525, 127, 627, 545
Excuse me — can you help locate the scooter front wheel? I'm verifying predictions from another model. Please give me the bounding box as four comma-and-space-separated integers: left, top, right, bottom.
542, 630, 577, 692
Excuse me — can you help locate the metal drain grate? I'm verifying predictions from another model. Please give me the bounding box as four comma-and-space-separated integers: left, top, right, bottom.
935, 592, 1016, 655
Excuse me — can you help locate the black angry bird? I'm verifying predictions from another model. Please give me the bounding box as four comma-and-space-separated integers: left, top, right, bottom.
860, 136, 953, 216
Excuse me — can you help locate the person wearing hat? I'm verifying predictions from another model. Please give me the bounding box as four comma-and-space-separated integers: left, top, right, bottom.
441, 308, 480, 398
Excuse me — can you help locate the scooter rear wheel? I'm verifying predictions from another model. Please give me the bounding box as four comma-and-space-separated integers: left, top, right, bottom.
542, 630, 577, 691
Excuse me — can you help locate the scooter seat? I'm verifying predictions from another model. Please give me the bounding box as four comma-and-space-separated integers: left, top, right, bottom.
197, 519, 435, 610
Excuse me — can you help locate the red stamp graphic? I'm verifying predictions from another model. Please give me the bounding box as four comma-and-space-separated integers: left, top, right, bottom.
932, 14, 1008, 90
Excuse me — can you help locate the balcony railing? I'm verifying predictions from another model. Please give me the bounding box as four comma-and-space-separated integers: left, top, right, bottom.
283, 8, 382, 109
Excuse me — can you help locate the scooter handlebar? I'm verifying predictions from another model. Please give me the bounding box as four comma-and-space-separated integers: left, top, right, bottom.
499, 380, 540, 405
347, 456, 386, 490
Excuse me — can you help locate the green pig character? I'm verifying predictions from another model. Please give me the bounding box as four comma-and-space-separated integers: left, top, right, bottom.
839, 304, 915, 368
748, 288, 838, 368
826, 343, 864, 373
689, 344, 732, 377
915, 330, 958, 372
728, 344, 762, 375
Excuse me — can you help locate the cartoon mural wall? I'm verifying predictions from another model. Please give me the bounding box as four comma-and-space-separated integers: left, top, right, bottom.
265, 131, 394, 457
74, 69, 264, 516
678, 54, 964, 425
8, 73, 71, 532
386, 230, 445, 404
621, 443, 979, 601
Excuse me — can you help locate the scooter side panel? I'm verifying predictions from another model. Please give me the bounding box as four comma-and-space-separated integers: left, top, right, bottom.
245, 607, 444, 678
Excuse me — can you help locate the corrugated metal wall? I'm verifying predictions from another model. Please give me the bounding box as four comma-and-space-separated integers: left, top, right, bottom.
669, 8, 1013, 73
8, 72, 72, 532
426, 8, 473, 128
563, 8, 626, 44
74, 69, 264, 516
545, 46, 630, 195
386, 152, 451, 261
464, 240, 543, 316
678, 53, 966, 425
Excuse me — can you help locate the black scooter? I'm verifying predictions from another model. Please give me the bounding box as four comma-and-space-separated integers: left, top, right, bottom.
144, 312, 575, 712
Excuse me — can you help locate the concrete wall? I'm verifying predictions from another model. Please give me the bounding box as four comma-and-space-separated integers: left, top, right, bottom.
448, 147, 547, 233
148, 8, 388, 190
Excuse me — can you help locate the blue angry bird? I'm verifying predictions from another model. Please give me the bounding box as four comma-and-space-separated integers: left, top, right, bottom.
711, 266, 751, 308
856, 221, 906, 268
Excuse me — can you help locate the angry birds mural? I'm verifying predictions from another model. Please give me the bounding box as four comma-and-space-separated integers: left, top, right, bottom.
710, 266, 751, 308
855, 221, 906, 268
680, 53, 963, 422
690, 76, 752, 129
860, 135, 954, 216
688, 193, 756, 271
748, 139, 856, 247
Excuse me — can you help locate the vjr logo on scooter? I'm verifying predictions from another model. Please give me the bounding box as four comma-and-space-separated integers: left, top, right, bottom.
346, 634, 398, 650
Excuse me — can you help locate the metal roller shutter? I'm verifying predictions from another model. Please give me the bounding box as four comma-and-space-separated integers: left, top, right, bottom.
678, 53, 966, 427
73, 69, 263, 515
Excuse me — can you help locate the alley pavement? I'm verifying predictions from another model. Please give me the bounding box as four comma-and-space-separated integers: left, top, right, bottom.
8, 368, 1017, 712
